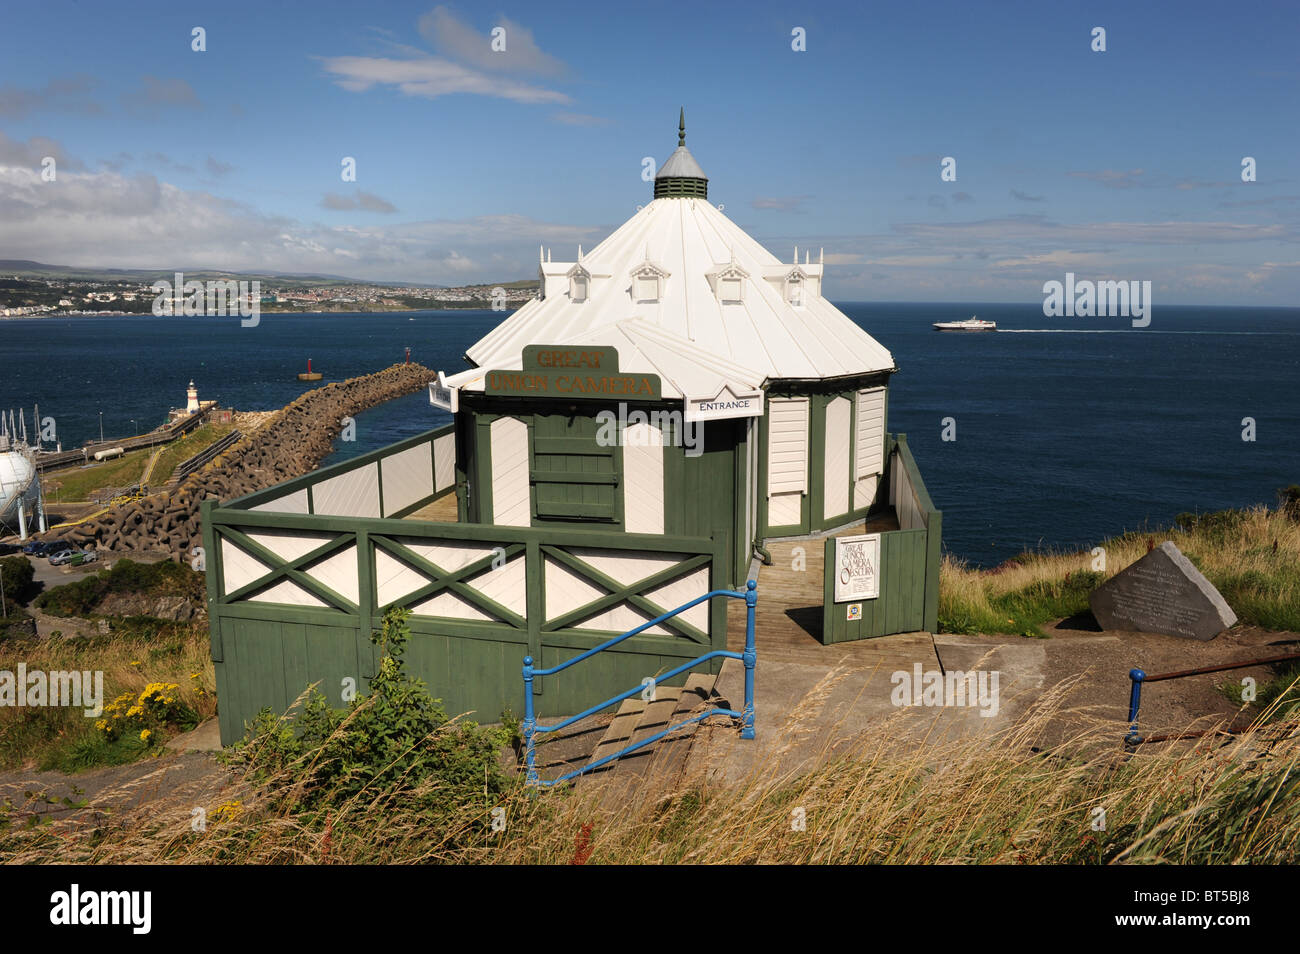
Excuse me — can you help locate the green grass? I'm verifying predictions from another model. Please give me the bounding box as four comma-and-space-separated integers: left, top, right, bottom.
942, 569, 1104, 637
0, 620, 214, 772
149, 422, 235, 485
42, 448, 151, 502
940, 503, 1300, 637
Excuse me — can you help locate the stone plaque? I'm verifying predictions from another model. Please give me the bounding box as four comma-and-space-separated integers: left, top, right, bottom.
1089, 542, 1237, 640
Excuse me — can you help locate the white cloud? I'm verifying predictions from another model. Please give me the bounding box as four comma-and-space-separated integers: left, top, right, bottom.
418, 6, 566, 76
0, 144, 602, 284
322, 190, 398, 213
320, 54, 569, 104
0, 74, 101, 118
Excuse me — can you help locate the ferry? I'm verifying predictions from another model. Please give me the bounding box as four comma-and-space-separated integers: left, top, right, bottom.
933, 315, 996, 332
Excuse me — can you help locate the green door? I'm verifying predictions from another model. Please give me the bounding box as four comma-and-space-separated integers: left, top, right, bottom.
530, 411, 622, 525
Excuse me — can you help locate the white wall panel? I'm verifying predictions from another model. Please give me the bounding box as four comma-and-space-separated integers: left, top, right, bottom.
622, 422, 664, 534
381, 442, 434, 515
823, 397, 850, 520
313, 462, 381, 519
855, 387, 886, 478
490, 417, 530, 526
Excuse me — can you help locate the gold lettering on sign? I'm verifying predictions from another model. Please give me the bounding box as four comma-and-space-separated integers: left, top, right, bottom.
535, 349, 603, 369
489, 372, 548, 393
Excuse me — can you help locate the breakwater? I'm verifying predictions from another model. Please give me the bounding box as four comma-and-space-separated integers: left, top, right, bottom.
55, 362, 435, 561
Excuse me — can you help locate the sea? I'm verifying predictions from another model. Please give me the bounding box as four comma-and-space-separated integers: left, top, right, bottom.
2, 303, 1297, 568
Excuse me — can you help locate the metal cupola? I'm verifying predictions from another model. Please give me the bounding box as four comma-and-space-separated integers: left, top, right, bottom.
654, 108, 709, 199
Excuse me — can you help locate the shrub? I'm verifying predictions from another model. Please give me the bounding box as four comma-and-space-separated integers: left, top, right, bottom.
95, 681, 197, 745
35, 558, 203, 617
227, 608, 514, 838
1279, 485, 1300, 521
0, 556, 38, 611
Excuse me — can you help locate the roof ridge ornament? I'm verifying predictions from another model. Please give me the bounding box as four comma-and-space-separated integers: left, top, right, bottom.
679, 107, 686, 147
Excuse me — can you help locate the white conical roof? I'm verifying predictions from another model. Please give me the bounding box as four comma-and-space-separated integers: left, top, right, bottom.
463, 196, 894, 401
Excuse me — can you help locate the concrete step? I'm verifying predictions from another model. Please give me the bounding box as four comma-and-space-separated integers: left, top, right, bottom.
584, 696, 646, 775
616, 684, 684, 768
619, 672, 721, 781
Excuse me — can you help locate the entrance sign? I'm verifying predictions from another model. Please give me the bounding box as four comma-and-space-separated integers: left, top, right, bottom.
486, 345, 662, 401
685, 384, 764, 422
834, 533, 880, 602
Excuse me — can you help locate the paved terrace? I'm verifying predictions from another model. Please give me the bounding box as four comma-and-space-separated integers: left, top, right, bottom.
693, 520, 1045, 787
401, 493, 1045, 785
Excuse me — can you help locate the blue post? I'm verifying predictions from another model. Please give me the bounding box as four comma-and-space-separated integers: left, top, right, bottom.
522, 656, 538, 784
1126, 668, 1145, 745
741, 579, 757, 740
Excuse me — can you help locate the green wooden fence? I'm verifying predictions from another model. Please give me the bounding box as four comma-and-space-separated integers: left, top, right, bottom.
228, 422, 458, 519
203, 488, 730, 745
821, 434, 942, 642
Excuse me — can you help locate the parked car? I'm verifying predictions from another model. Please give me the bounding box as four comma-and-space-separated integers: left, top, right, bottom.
0, 542, 22, 556
24, 539, 66, 557
49, 547, 98, 567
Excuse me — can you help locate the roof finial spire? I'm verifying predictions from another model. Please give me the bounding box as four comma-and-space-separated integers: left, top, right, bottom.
678, 107, 686, 147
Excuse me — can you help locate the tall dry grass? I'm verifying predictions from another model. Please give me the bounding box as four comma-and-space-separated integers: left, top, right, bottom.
6, 678, 1298, 865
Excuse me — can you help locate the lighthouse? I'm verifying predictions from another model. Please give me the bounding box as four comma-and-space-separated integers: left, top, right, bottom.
186, 381, 199, 415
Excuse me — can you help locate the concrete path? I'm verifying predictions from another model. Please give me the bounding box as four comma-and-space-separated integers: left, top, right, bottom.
686, 631, 1050, 787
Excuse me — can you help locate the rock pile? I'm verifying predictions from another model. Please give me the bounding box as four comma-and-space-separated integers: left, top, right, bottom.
53, 363, 434, 561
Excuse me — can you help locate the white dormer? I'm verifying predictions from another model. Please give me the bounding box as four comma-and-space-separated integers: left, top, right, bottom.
567, 263, 591, 302
762, 259, 823, 305
707, 262, 749, 304
785, 268, 806, 307
629, 260, 669, 303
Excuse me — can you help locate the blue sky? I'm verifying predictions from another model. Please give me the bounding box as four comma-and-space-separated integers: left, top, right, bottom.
0, 0, 1297, 304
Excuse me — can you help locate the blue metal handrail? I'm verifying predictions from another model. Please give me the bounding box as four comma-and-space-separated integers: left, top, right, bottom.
522, 579, 757, 786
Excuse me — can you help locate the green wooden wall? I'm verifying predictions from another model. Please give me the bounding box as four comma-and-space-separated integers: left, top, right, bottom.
818, 435, 943, 643
460, 396, 747, 587
820, 529, 927, 642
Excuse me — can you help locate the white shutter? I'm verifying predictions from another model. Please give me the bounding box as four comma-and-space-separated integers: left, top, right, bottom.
767, 397, 809, 495
490, 416, 530, 526
854, 388, 886, 478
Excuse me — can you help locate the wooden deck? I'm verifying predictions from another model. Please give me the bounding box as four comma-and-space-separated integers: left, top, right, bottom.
727, 510, 937, 670
403, 493, 459, 522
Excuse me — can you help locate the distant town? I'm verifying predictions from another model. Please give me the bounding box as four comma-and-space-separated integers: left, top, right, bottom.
0, 264, 538, 316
